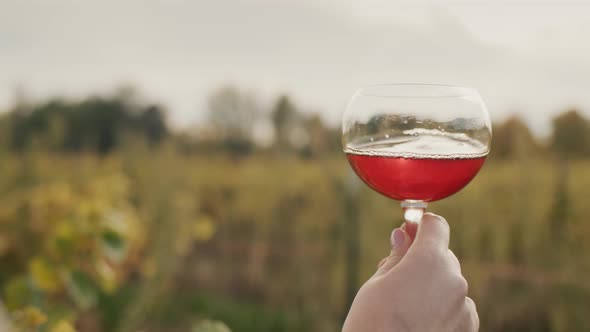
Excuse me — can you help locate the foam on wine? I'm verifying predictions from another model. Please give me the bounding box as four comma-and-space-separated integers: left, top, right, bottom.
345, 133, 487, 202
344, 129, 488, 159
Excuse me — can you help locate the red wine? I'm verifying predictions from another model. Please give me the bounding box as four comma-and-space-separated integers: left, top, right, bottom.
345, 134, 487, 202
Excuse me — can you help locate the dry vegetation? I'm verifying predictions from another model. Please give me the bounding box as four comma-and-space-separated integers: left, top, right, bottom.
1, 149, 589, 332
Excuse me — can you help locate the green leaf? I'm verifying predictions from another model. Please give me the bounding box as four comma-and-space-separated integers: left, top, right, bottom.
65, 270, 97, 310
101, 230, 126, 263
3, 276, 32, 310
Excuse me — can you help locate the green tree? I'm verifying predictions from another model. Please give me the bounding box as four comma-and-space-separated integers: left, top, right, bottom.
300, 114, 338, 158
491, 116, 539, 159
5, 92, 168, 154
138, 105, 168, 146
551, 109, 590, 159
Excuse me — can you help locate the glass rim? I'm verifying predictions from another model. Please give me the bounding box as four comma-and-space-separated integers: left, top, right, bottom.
355, 83, 480, 99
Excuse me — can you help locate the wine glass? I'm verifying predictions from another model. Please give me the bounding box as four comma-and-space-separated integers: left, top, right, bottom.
342, 84, 492, 223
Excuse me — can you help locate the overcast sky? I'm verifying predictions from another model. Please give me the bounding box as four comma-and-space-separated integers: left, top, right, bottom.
1, 0, 589, 136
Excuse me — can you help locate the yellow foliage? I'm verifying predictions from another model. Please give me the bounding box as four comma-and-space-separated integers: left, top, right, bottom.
23, 306, 48, 326
49, 320, 77, 332
29, 257, 61, 293
0, 155, 153, 328
193, 216, 216, 242
54, 220, 75, 239
192, 320, 232, 332
4, 152, 590, 331
12, 306, 48, 329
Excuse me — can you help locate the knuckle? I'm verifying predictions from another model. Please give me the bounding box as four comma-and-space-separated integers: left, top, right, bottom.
448, 249, 459, 261
474, 312, 480, 330
465, 298, 479, 331
451, 274, 469, 298
454, 297, 479, 332
465, 296, 477, 313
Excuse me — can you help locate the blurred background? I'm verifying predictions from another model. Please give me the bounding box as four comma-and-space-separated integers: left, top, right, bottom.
1, 1, 590, 331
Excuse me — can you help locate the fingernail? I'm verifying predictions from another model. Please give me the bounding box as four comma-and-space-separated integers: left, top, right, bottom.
424, 212, 445, 223
392, 228, 405, 249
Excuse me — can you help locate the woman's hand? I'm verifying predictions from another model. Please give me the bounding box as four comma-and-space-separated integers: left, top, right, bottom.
342, 213, 479, 332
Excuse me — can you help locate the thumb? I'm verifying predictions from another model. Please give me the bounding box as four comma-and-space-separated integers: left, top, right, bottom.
374, 228, 412, 278
411, 213, 450, 253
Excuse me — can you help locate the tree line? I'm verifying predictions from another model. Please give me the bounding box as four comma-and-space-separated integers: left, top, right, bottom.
1, 85, 590, 159
2, 89, 167, 154
492, 110, 590, 160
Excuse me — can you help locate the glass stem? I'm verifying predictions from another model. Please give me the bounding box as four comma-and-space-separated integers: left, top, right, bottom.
401, 200, 427, 224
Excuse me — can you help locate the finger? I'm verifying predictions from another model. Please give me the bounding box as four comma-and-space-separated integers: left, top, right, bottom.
373, 228, 412, 277
376, 225, 415, 268
464, 297, 479, 332
377, 256, 388, 269
411, 213, 450, 253
402, 221, 418, 241
451, 297, 479, 332
448, 249, 461, 273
